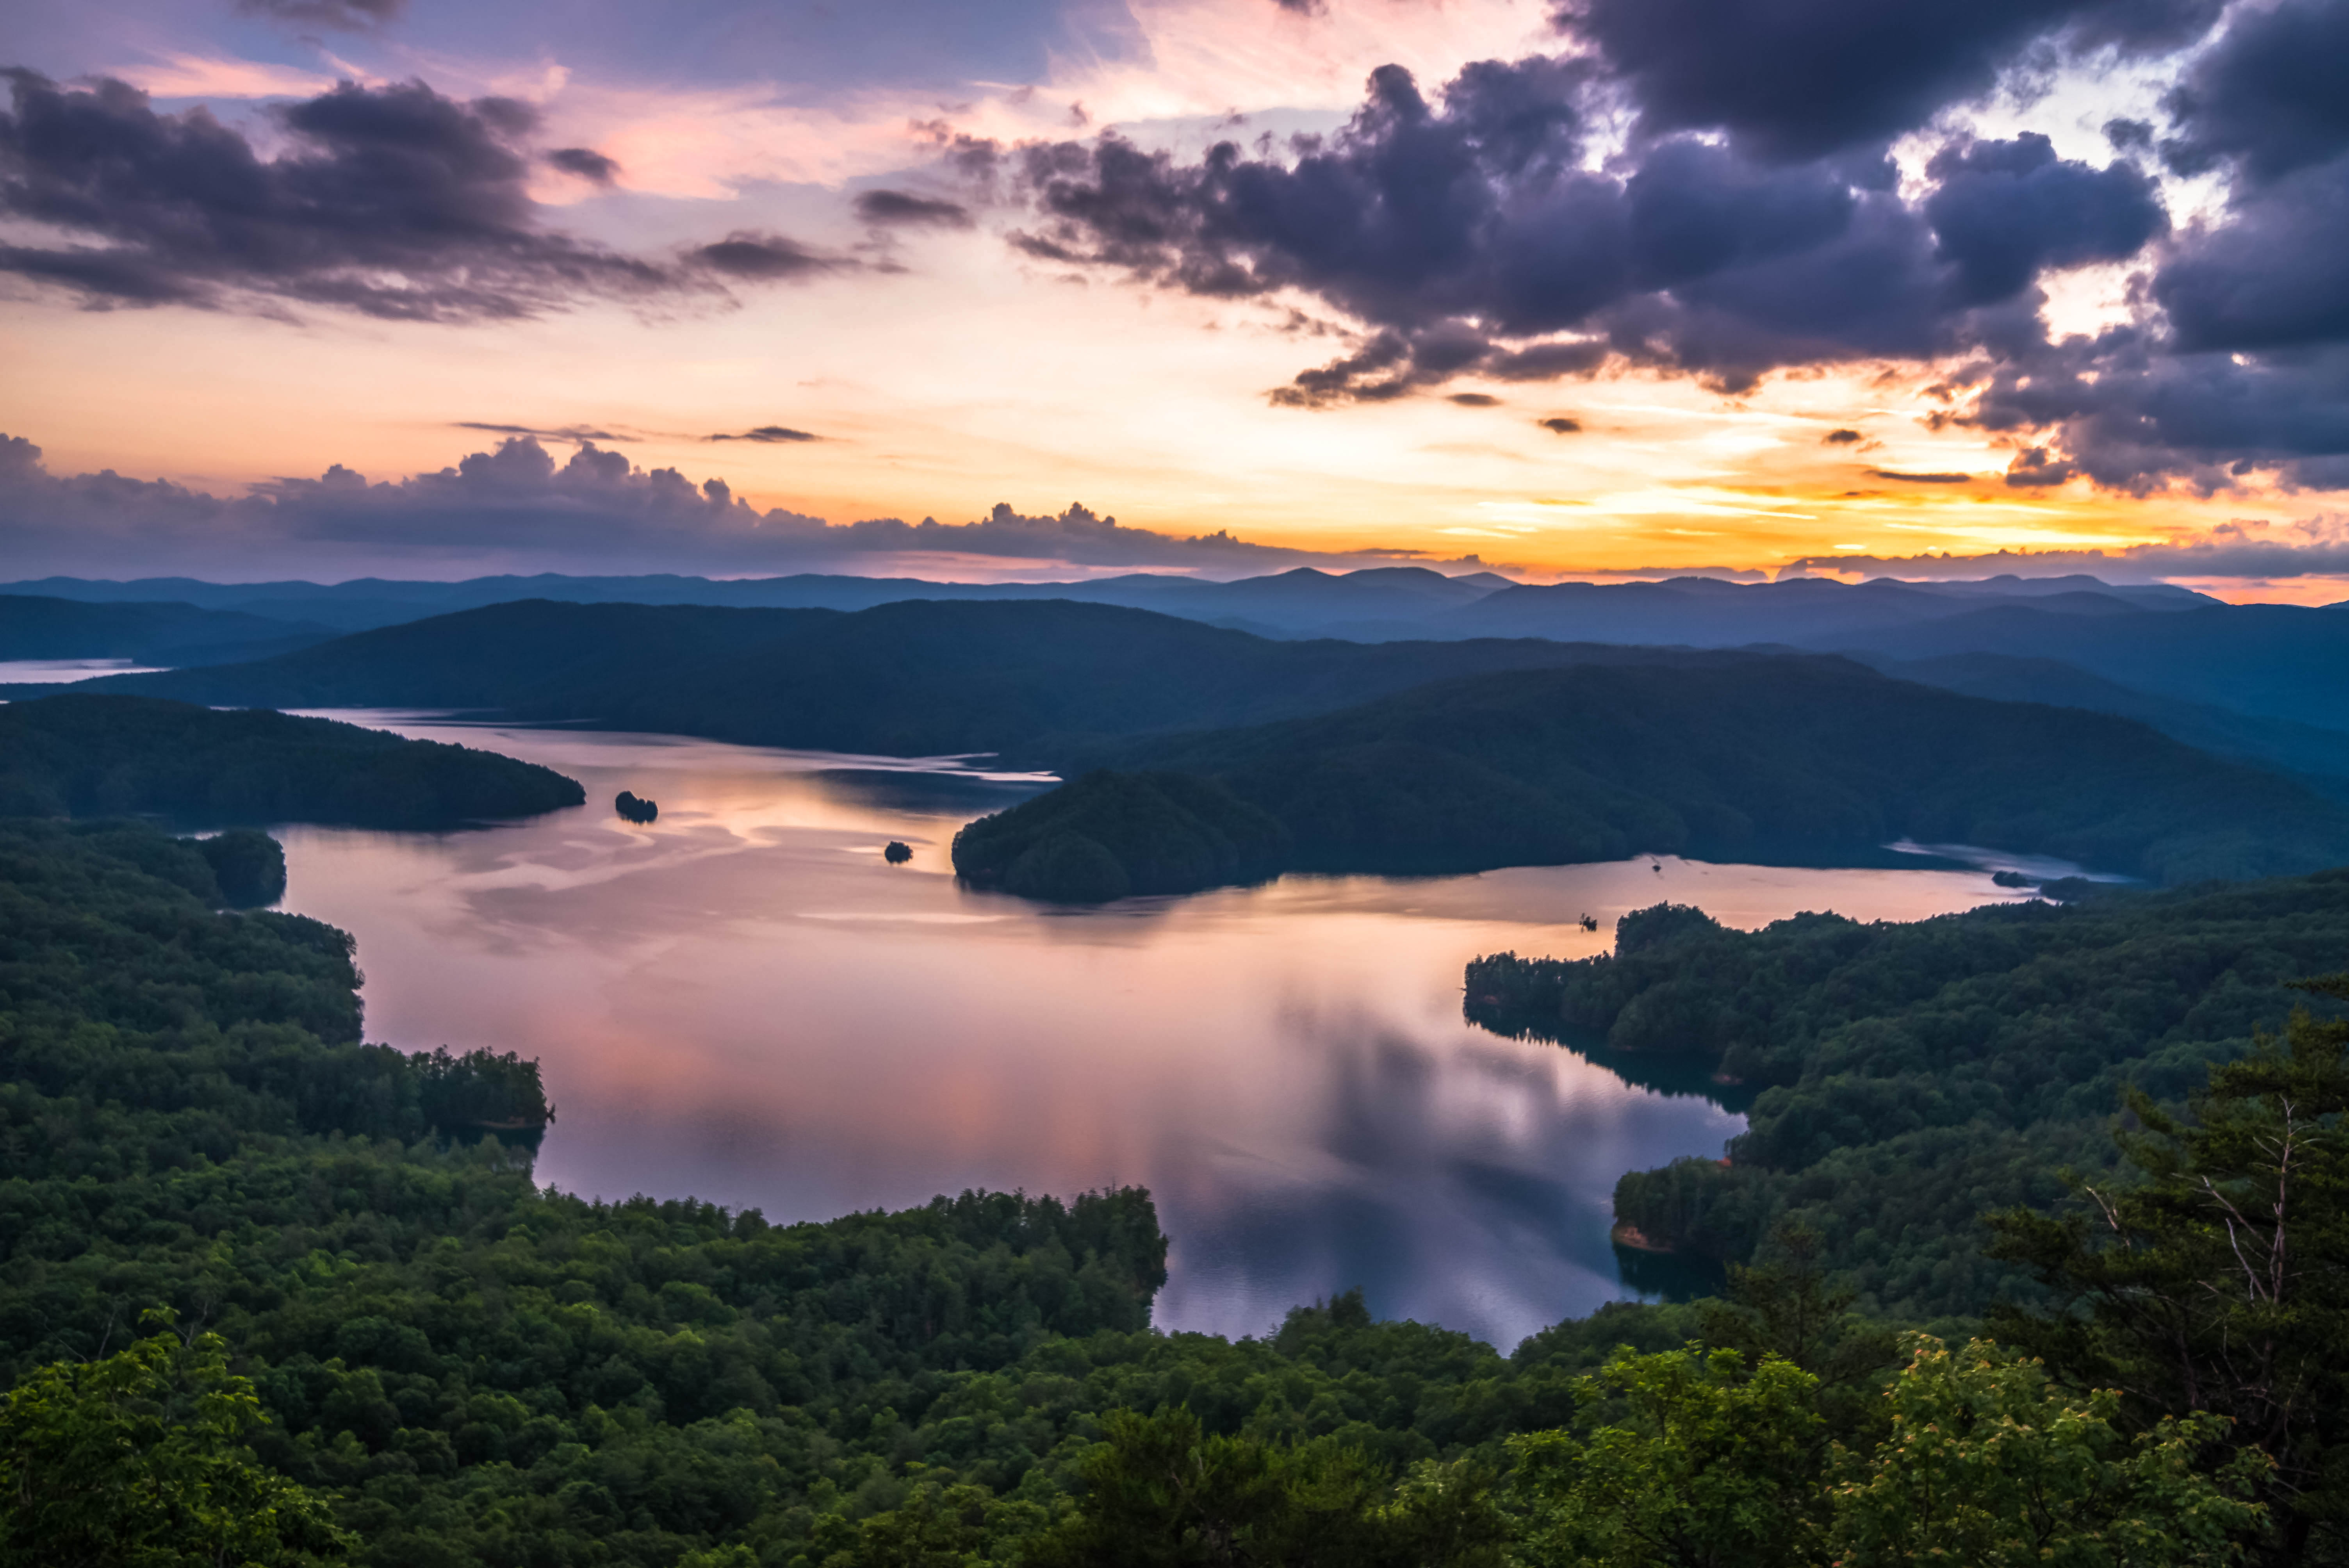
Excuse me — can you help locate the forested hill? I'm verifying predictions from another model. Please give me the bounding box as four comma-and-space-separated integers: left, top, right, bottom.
0, 693, 583, 829
1465, 871, 2349, 1318
0, 593, 336, 666
955, 658, 2349, 900
61, 597, 1766, 757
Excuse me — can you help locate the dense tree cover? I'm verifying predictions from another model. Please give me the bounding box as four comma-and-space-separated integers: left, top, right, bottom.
1508, 1334, 2261, 1568
952, 772, 1289, 902
1465, 875, 2349, 1317
1988, 984, 2349, 1562
614, 791, 659, 825
0, 1312, 351, 1566
200, 826, 291, 906
1094, 660, 2349, 887
0, 694, 584, 830
2, 814, 2326, 1564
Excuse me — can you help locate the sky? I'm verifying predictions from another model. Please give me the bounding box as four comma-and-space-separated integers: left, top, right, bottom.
4, 0, 2349, 594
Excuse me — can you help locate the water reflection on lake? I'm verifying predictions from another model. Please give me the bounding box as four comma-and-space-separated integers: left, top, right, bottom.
274, 716, 2033, 1349
0, 658, 166, 684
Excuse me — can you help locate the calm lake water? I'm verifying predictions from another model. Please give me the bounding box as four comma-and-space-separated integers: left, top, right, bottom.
0, 658, 165, 684
274, 715, 2037, 1349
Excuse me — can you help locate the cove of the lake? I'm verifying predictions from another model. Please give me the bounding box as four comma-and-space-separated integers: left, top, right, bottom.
272, 715, 2041, 1351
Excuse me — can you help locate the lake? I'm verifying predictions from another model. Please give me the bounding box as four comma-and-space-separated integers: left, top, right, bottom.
273, 715, 2039, 1349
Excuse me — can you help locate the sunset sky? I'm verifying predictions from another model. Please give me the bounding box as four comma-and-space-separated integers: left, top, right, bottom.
4, 0, 2347, 594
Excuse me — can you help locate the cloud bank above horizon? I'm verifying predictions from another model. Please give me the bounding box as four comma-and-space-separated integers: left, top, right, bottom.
7, 429, 2347, 590
0, 431, 1503, 579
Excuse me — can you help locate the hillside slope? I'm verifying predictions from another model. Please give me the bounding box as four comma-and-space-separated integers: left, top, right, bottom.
0, 593, 334, 665
68, 598, 1764, 759
958, 657, 2349, 896
0, 693, 584, 829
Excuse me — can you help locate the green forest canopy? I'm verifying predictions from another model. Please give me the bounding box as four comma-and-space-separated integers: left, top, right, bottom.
2, 816, 2339, 1563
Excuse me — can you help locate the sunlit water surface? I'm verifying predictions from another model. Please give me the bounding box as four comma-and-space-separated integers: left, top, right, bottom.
0, 658, 166, 683
272, 715, 2036, 1348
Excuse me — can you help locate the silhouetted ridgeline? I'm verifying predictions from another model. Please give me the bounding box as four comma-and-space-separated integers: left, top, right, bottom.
0, 592, 337, 666
958, 658, 2349, 898
0, 693, 583, 829
1464, 874, 2349, 1316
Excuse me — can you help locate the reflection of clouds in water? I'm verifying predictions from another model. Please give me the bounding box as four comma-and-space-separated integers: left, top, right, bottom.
1157, 1007, 1737, 1349
274, 716, 2014, 1351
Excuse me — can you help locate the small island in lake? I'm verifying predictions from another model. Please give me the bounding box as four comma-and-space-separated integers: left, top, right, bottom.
615, 789, 659, 823
884, 840, 912, 864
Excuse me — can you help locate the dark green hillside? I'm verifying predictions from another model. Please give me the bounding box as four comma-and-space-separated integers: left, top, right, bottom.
73, 599, 828, 711
1012, 657, 2349, 895
1841, 600, 2349, 732
1465, 872, 2349, 1317
75, 597, 1770, 760
1870, 649, 2349, 793
0, 593, 334, 666
0, 693, 583, 829
952, 770, 1289, 901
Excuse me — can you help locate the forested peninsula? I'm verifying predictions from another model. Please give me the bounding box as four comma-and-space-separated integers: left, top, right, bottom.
1466, 875, 2349, 1317
5, 814, 2335, 1563
955, 659, 2349, 900
0, 693, 584, 830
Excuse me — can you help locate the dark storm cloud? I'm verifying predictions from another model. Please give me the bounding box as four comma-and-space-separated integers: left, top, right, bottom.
2159, 0, 2349, 182
1783, 519, 2349, 581
1923, 134, 2166, 305
456, 421, 621, 440
1013, 59, 2167, 402
990, 0, 2349, 494
0, 432, 1494, 577
1561, 0, 2224, 160
1966, 332, 2349, 494
1932, 0, 2349, 492
2152, 166, 2349, 354
235, 0, 404, 30
1823, 429, 1864, 444
0, 71, 830, 320
545, 146, 619, 184
853, 188, 974, 227
686, 231, 835, 279
707, 426, 821, 442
